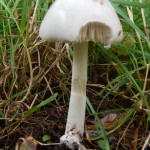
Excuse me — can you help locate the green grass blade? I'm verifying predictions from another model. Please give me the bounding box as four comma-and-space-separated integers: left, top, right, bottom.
105, 50, 143, 96
87, 97, 110, 150
111, 3, 146, 40
7, 89, 28, 102
108, 107, 135, 134
0, 0, 21, 32
20, 0, 29, 35
111, 0, 150, 8
23, 93, 58, 119
12, 0, 21, 13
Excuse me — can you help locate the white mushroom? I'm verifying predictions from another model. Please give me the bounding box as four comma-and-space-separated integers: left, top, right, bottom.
39, 0, 123, 149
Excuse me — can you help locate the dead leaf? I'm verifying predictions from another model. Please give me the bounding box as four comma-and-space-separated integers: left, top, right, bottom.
15, 136, 38, 150
101, 113, 117, 125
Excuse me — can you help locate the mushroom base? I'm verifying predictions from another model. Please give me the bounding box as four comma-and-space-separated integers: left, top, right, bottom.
60, 130, 82, 149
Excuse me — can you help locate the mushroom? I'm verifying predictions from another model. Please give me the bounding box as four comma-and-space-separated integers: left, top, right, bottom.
39, 0, 123, 149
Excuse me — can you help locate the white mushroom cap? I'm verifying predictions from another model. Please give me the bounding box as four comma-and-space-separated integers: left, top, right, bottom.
39, 0, 123, 47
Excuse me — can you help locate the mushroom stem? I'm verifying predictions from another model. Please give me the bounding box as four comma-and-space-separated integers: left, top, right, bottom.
66, 42, 88, 134
60, 42, 88, 148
